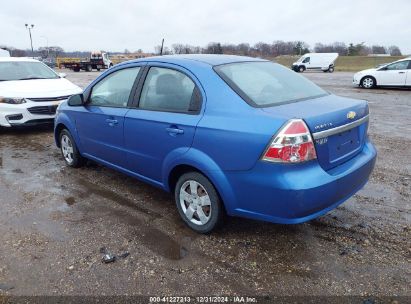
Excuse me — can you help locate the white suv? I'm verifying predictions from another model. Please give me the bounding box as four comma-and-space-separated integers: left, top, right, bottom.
0, 57, 82, 127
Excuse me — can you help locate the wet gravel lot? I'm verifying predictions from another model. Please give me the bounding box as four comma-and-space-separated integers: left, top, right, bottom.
0, 70, 410, 297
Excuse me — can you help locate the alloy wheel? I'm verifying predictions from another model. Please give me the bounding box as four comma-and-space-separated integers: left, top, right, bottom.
61, 134, 74, 164
179, 180, 212, 226
362, 77, 374, 88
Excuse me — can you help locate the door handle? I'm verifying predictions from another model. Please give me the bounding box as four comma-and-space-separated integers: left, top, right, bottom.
166, 127, 184, 135
398, 71, 405, 74
106, 118, 118, 126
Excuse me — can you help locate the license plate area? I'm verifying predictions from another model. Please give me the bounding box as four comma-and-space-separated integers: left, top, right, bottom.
328, 127, 361, 164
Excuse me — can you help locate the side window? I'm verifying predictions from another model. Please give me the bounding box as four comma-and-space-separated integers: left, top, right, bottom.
89, 67, 140, 107
385, 61, 409, 71
302, 57, 310, 63
407, 61, 411, 70
139, 67, 198, 113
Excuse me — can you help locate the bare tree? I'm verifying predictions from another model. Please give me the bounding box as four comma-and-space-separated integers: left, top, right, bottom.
205, 42, 223, 54
371, 45, 387, 54
388, 45, 402, 56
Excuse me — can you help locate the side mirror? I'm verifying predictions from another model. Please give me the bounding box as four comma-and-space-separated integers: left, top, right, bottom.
59, 72, 67, 78
68, 94, 84, 106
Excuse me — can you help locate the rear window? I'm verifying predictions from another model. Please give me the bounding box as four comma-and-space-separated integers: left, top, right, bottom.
214, 61, 328, 107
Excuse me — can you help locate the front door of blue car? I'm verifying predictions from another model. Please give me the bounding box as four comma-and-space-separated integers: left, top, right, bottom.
75, 66, 142, 167
124, 65, 204, 183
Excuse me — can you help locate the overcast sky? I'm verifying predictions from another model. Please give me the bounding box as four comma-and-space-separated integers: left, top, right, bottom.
1, 0, 410, 54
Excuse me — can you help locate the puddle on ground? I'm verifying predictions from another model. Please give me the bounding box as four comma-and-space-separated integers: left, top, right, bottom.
64, 197, 76, 206
71, 179, 188, 260
76, 177, 163, 219
139, 226, 189, 260
105, 207, 189, 261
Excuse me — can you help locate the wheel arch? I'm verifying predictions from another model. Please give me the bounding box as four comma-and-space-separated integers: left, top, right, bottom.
167, 163, 231, 216
54, 114, 82, 152
54, 122, 67, 148
163, 149, 237, 216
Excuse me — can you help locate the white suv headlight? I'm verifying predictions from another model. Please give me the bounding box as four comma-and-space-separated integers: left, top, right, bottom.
0, 97, 27, 104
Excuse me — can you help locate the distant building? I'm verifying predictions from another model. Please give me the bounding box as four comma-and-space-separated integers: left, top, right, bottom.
367, 54, 391, 57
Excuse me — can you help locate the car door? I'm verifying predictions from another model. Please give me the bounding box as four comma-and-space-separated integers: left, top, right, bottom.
302, 56, 311, 69
376, 60, 409, 86
124, 64, 204, 182
406, 61, 411, 86
75, 66, 142, 167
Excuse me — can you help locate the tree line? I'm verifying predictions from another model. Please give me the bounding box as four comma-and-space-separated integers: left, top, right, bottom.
2, 40, 403, 58
157, 41, 403, 57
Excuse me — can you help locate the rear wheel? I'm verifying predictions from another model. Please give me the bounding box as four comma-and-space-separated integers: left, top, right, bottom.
59, 129, 84, 168
361, 76, 376, 89
86, 65, 92, 72
175, 172, 224, 233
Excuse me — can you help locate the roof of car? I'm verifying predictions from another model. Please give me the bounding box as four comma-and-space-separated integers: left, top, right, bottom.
122, 54, 267, 67
0, 57, 40, 62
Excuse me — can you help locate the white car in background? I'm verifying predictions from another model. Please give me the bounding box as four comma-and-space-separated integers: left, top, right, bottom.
353, 57, 411, 89
0, 57, 82, 127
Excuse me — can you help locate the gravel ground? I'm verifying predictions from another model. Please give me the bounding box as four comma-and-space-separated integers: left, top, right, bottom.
0, 70, 410, 298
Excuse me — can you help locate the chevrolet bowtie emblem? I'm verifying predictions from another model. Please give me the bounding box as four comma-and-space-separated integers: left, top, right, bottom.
347, 111, 357, 119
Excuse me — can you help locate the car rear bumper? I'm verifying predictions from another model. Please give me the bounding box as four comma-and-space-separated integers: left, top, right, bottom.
222, 139, 377, 224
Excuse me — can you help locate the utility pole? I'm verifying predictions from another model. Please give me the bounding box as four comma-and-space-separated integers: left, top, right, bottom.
160, 38, 164, 55
25, 24, 35, 57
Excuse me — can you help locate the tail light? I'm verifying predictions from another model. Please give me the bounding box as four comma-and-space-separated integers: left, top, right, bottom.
262, 119, 317, 163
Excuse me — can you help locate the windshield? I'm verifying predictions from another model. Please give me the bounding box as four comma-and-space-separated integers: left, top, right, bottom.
0, 61, 59, 81
214, 61, 328, 107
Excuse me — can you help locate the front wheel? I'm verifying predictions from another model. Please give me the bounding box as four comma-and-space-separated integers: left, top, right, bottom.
361, 76, 376, 89
328, 66, 335, 73
298, 66, 305, 73
175, 172, 224, 233
60, 129, 85, 168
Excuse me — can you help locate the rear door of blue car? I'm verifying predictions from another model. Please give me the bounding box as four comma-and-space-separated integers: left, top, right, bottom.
74, 64, 144, 167
124, 63, 204, 182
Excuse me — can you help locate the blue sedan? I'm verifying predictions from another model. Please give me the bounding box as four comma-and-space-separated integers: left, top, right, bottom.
54, 55, 376, 233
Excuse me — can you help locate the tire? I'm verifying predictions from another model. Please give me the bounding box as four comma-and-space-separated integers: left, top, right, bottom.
361, 76, 376, 89
298, 66, 305, 73
109, 63, 113, 68
59, 129, 85, 168
328, 66, 335, 73
175, 172, 224, 234
86, 65, 92, 72
73, 68, 80, 72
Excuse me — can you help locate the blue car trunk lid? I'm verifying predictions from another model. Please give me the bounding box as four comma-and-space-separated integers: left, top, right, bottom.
261, 94, 369, 171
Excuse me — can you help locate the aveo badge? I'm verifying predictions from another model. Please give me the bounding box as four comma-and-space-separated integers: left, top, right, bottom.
347, 111, 357, 120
